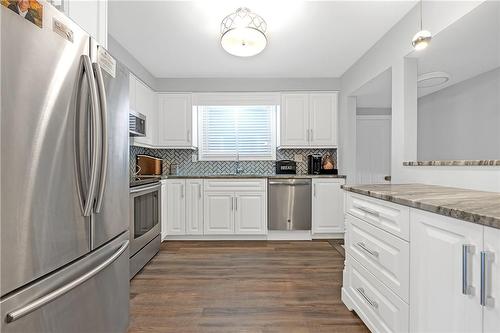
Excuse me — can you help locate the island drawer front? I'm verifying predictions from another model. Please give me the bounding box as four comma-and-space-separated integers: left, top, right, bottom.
346, 192, 410, 241
346, 214, 409, 302
345, 255, 409, 333
204, 179, 266, 192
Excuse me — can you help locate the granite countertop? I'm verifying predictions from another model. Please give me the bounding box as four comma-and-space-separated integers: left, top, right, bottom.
403, 160, 500, 166
342, 183, 500, 230
160, 174, 346, 179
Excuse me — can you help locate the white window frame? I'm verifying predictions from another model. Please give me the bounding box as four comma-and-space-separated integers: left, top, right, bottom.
194, 93, 279, 161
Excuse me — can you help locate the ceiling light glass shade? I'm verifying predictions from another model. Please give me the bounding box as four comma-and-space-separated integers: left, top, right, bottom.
412, 30, 432, 51
418, 71, 451, 88
221, 7, 267, 57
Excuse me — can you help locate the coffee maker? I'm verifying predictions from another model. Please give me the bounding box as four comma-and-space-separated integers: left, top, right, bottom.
307, 155, 322, 175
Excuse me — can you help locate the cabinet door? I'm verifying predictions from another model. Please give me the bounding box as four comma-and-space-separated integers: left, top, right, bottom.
309, 93, 338, 147
158, 94, 192, 148
312, 179, 344, 234
65, 0, 107, 47
185, 180, 204, 235
204, 192, 234, 235
234, 193, 266, 235
483, 226, 500, 333
165, 180, 186, 235
410, 210, 483, 333
280, 93, 309, 147
133, 79, 155, 146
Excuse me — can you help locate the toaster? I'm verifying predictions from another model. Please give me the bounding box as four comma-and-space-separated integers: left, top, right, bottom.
136, 155, 162, 175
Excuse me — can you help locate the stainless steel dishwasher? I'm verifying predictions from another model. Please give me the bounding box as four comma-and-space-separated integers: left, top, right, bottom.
268, 178, 312, 230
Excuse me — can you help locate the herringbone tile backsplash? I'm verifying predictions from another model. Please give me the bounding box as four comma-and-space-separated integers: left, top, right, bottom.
130, 146, 337, 177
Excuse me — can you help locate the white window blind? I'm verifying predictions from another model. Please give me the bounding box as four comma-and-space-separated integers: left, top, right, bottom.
197, 105, 276, 161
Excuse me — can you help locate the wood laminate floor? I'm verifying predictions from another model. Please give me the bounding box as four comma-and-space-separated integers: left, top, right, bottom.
128, 241, 368, 333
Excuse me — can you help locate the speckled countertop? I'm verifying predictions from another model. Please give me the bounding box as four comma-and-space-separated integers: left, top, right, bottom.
160, 174, 346, 179
403, 160, 500, 166
342, 184, 500, 229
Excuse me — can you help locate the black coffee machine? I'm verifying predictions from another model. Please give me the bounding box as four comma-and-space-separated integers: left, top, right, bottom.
307, 155, 322, 174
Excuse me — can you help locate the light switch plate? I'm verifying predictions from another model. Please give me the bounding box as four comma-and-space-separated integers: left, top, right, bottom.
294, 154, 303, 163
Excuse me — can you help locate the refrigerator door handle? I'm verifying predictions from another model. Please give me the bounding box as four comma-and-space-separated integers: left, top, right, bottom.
77, 55, 101, 217
93, 62, 108, 213
5, 240, 129, 323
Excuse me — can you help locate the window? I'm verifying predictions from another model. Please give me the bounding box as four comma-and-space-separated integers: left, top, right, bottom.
197, 104, 276, 161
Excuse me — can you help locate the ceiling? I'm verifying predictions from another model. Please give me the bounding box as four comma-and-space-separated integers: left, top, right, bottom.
108, 0, 416, 78
408, 1, 499, 97
352, 68, 392, 108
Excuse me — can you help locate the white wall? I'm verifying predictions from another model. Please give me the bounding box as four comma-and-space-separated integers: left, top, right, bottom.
418, 67, 500, 160
357, 107, 391, 116
340, 1, 500, 192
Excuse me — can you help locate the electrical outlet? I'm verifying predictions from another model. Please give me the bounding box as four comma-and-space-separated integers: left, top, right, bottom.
294, 154, 303, 163
192, 153, 198, 163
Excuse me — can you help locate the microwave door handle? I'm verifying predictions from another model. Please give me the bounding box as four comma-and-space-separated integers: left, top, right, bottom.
93, 62, 108, 213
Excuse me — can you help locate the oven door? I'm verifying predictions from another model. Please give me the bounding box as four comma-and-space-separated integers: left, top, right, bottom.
129, 183, 161, 256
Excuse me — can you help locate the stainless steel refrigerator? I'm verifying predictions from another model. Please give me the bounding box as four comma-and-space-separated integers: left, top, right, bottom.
1, 2, 130, 332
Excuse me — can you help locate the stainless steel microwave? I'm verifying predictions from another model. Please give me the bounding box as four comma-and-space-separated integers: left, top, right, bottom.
129, 111, 146, 137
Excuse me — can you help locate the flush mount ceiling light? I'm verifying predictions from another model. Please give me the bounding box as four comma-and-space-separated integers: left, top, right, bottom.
220, 7, 267, 57
418, 71, 451, 88
412, 0, 432, 51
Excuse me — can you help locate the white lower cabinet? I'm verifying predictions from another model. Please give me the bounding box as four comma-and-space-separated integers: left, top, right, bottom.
164, 180, 186, 236
343, 191, 500, 333
234, 193, 267, 235
483, 226, 500, 333
186, 180, 204, 235
204, 192, 234, 235
312, 178, 345, 234
204, 180, 267, 236
410, 209, 483, 333
344, 255, 409, 333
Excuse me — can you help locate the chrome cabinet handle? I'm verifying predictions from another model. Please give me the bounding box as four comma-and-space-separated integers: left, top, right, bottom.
462, 244, 475, 295
235, 197, 238, 211
93, 62, 108, 213
480, 251, 495, 307
311, 129, 314, 141
356, 287, 378, 309
313, 184, 317, 197
187, 129, 190, 142
6, 240, 129, 323
231, 197, 234, 211
357, 206, 380, 217
181, 184, 184, 198
198, 183, 202, 199
357, 242, 379, 258
80, 55, 101, 217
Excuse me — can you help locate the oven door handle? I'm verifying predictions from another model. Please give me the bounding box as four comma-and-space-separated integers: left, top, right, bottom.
130, 183, 161, 194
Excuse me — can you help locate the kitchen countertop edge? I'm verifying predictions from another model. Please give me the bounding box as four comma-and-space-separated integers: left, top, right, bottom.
342, 184, 500, 230
160, 174, 347, 179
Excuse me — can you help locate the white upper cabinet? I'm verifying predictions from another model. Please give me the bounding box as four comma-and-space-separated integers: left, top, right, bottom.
280, 92, 338, 148
280, 93, 310, 147
130, 74, 157, 147
410, 209, 483, 333
63, 0, 107, 47
312, 178, 345, 234
309, 93, 338, 147
158, 94, 193, 148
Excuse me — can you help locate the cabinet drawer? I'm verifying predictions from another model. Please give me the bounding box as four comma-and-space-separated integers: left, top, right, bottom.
346, 214, 409, 302
345, 255, 409, 333
346, 193, 409, 240
204, 179, 266, 192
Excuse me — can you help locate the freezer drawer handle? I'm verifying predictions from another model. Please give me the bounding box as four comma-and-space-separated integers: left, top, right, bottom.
5, 240, 129, 323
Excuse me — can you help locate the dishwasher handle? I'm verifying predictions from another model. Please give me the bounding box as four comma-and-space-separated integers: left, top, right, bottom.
268, 180, 311, 186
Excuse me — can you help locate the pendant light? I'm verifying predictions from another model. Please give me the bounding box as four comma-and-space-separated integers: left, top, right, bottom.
412, 0, 432, 51
220, 7, 267, 57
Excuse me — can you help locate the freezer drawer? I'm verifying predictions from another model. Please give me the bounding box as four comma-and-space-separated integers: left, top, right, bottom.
0, 233, 130, 333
